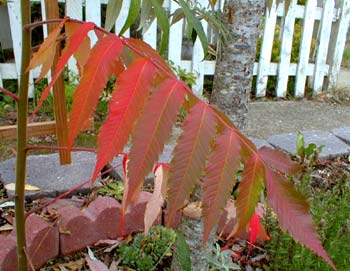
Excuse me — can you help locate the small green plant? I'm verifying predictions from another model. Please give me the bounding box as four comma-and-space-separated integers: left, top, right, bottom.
118, 226, 176, 271
296, 132, 323, 166
97, 179, 124, 201
207, 243, 240, 271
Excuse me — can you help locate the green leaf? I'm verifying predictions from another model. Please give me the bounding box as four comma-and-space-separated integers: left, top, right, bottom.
178, 0, 208, 58
119, 0, 141, 35
104, 0, 123, 32
138, 0, 156, 34
150, 0, 169, 55
296, 132, 305, 158
174, 231, 191, 271
171, 8, 185, 25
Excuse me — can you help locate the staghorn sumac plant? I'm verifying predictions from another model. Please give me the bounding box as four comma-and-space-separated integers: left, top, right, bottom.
20, 18, 337, 270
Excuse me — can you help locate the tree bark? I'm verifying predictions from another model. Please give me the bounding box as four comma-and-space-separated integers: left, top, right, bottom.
171, 187, 215, 271
210, 0, 265, 129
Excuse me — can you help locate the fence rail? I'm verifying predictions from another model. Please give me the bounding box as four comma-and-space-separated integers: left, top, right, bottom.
0, 0, 349, 98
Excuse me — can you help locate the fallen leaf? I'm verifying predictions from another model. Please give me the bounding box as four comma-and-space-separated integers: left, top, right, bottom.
183, 201, 202, 219
85, 254, 109, 271
0, 224, 14, 232
5, 183, 41, 191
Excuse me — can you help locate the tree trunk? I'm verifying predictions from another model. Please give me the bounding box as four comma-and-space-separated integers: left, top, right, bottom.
210, 0, 265, 129
171, 187, 215, 271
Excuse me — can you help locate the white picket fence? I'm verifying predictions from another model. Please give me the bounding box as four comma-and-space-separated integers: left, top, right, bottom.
0, 0, 349, 98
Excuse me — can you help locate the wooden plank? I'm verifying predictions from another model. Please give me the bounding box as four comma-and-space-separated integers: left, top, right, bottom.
46, 0, 71, 165
312, 0, 334, 93
168, 0, 183, 68
0, 119, 94, 141
256, 0, 278, 97
86, 0, 101, 46
295, 0, 317, 97
276, 0, 297, 97
326, 0, 350, 90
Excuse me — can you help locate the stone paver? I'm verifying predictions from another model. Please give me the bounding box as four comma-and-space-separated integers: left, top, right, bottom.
332, 127, 350, 145
268, 130, 350, 159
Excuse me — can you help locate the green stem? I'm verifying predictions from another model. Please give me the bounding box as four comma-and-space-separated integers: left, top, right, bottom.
15, 0, 31, 270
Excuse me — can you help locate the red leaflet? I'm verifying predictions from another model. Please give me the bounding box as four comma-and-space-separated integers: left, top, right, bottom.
258, 146, 302, 175
34, 22, 95, 114
27, 18, 67, 81
94, 59, 157, 185
144, 165, 169, 235
126, 79, 186, 205
265, 166, 336, 270
68, 35, 124, 148
123, 37, 174, 76
202, 129, 241, 243
167, 102, 217, 225
233, 153, 265, 237
249, 213, 260, 246
64, 21, 91, 76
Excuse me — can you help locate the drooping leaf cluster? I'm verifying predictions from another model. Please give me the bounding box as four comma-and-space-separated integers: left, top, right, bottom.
27, 19, 336, 270
104, 0, 229, 57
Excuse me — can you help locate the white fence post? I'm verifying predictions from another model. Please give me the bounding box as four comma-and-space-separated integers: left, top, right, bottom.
256, 0, 278, 97
276, 0, 297, 97
312, 0, 334, 94
86, 0, 101, 46
326, 0, 350, 90
7, 0, 34, 97
168, 0, 183, 68
115, 0, 131, 37
295, 0, 317, 96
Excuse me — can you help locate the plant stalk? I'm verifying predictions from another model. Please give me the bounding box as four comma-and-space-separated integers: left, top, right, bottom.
15, 0, 31, 270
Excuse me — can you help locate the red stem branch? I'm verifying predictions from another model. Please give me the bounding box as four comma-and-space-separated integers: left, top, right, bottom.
0, 86, 19, 102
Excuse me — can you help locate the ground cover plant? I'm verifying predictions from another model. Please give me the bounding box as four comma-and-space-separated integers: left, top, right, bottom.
0, 0, 344, 270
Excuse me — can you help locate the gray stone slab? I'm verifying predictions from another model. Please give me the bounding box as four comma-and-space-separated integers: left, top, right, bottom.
0, 152, 99, 200
0, 144, 177, 200
249, 138, 272, 149
332, 127, 350, 145
267, 130, 350, 159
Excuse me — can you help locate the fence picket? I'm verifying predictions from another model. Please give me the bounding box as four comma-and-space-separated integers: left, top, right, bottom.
276, 0, 297, 97
295, 0, 317, 96
168, 0, 183, 68
115, 0, 131, 37
0, 0, 348, 99
312, 0, 334, 93
66, 0, 82, 75
86, 0, 101, 46
256, 0, 278, 97
327, 0, 350, 89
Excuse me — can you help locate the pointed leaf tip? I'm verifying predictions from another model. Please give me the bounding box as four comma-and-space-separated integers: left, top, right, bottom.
234, 153, 265, 236
265, 166, 336, 270
167, 102, 217, 225
68, 34, 124, 151
95, 58, 157, 204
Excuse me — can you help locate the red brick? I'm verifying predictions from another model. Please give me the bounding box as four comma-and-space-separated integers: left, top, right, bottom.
0, 215, 58, 271
87, 196, 122, 239
123, 192, 161, 236
57, 206, 96, 255
25, 215, 59, 269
